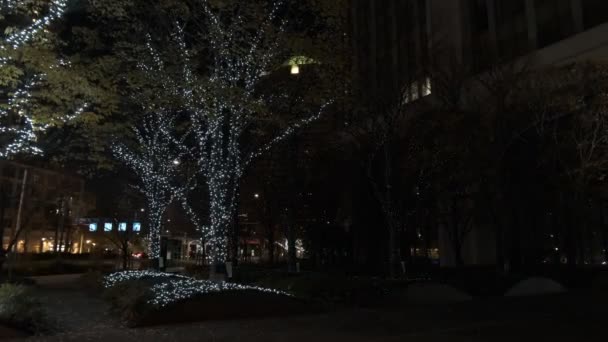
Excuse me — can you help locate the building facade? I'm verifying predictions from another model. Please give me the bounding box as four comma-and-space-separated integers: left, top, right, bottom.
351, 0, 608, 267
0, 161, 95, 253
352, 0, 608, 100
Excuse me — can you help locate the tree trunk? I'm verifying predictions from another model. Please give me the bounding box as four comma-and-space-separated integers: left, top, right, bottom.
147, 208, 163, 269
452, 232, 465, 267
267, 224, 275, 265
563, 193, 578, 266
53, 199, 61, 253
231, 204, 240, 267
387, 221, 397, 277
265, 198, 275, 266
0, 189, 7, 273
122, 243, 129, 270
287, 222, 297, 273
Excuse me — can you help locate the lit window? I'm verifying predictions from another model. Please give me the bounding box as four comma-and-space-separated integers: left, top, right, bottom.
104, 223, 112, 232
89, 223, 97, 232
290, 64, 300, 75
133, 222, 141, 232
403, 77, 432, 104
422, 77, 432, 97
118, 222, 127, 232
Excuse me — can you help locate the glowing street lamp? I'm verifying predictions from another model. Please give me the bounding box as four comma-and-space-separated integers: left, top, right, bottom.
290, 64, 300, 75
285, 56, 316, 76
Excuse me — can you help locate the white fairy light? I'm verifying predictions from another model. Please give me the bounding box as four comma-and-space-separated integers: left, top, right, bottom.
103, 270, 292, 308
0, 0, 86, 158
147, 278, 292, 308
1, 1, 67, 53
103, 270, 191, 288
112, 113, 189, 259
142, 1, 333, 265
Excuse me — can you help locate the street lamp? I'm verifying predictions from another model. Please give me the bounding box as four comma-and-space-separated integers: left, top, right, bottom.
173, 159, 180, 165
254, 193, 260, 199
290, 64, 300, 75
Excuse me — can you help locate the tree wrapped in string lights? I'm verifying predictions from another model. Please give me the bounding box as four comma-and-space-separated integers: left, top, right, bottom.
112, 112, 187, 261
0, 0, 86, 158
142, 1, 333, 267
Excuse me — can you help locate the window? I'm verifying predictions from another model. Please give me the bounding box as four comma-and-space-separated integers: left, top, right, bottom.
133, 222, 141, 232
535, 0, 574, 48
104, 223, 112, 232
89, 223, 97, 232
582, 0, 608, 29
403, 77, 432, 104
118, 222, 127, 232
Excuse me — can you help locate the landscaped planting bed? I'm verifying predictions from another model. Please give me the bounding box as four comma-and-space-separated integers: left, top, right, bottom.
102, 270, 320, 326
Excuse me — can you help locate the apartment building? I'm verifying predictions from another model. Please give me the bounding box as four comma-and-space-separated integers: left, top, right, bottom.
0, 161, 95, 253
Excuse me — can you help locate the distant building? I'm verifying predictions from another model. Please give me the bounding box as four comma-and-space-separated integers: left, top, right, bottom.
351, 0, 608, 101
350, 0, 608, 266
0, 160, 95, 253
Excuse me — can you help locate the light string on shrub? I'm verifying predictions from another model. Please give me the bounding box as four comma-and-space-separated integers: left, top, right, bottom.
103, 270, 191, 288
103, 271, 291, 308
148, 278, 292, 307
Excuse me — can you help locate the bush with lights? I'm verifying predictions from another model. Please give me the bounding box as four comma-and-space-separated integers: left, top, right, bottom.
101, 270, 304, 325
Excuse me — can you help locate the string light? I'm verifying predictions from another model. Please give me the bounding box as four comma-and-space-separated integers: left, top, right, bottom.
139, 1, 334, 265
1, 1, 86, 158
112, 113, 188, 259
148, 278, 292, 308
1, 1, 67, 52
103, 270, 190, 288
103, 270, 291, 308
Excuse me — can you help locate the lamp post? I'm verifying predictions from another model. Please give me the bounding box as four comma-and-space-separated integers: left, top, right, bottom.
290, 64, 300, 75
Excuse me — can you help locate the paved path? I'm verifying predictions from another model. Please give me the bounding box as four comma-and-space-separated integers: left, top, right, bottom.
7, 275, 608, 341
28, 274, 86, 289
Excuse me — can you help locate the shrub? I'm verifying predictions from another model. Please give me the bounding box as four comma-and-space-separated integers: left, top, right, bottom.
103, 280, 152, 326
101, 271, 309, 326
255, 273, 388, 306
0, 284, 53, 334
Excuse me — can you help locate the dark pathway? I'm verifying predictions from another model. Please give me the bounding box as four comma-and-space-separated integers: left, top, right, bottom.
10, 275, 608, 342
